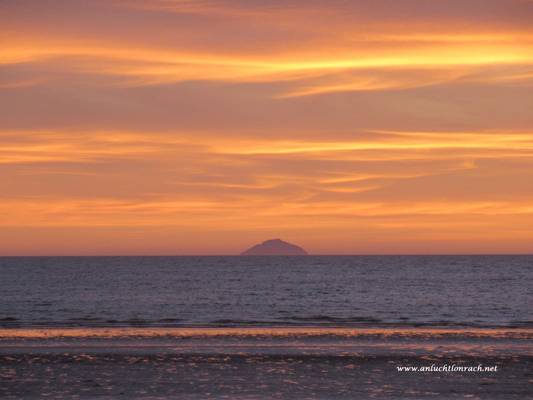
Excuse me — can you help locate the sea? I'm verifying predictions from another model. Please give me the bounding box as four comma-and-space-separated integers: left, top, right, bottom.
1, 255, 532, 329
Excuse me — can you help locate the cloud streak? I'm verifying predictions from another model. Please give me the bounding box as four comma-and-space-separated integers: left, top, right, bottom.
1, 0, 533, 254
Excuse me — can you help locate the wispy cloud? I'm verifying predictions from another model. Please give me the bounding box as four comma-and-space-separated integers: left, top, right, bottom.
1, 0, 533, 253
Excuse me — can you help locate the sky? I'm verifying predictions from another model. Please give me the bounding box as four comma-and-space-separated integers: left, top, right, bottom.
1, 0, 533, 255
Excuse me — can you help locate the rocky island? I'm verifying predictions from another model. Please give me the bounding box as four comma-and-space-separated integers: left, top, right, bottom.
240, 239, 308, 256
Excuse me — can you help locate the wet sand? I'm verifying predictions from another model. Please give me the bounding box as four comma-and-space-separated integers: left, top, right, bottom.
1, 327, 532, 399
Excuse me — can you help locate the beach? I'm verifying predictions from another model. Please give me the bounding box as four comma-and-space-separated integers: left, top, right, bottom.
1, 327, 531, 399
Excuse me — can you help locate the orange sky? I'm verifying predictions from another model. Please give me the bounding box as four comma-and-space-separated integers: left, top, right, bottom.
1, 0, 533, 255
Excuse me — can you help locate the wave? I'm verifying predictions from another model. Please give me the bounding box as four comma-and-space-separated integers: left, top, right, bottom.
1, 316, 532, 329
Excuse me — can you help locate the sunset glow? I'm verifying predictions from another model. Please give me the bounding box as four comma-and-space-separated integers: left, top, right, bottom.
1, 0, 533, 254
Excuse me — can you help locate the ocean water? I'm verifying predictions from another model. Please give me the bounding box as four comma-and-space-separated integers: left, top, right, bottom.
0, 255, 531, 328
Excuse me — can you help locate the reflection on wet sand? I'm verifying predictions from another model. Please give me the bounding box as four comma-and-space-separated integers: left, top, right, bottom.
1, 327, 532, 398
1, 352, 531, 399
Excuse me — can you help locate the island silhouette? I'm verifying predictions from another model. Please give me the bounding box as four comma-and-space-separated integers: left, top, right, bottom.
240, 239, 308, 256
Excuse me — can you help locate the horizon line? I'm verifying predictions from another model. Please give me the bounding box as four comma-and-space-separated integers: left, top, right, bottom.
1, 253, 532, 257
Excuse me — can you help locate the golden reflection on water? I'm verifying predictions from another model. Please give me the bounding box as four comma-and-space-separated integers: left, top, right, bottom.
0, 327, 531, 339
